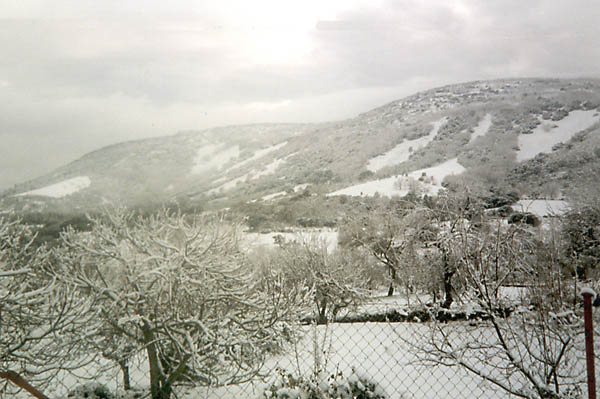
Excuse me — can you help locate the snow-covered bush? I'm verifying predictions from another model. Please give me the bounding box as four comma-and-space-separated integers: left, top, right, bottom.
66, 383, 146, 399
67, 383, 114, 399
263, 367, 388, 399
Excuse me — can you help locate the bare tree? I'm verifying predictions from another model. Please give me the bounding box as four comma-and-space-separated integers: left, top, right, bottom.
338, 203, 420, 297
265, 235, 368, 324
405, 215, 587, 399
0, 215, 97, 396
55, 208, 298, 399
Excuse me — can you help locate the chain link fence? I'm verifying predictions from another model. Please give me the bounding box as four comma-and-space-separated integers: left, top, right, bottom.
4, 297, 597, 399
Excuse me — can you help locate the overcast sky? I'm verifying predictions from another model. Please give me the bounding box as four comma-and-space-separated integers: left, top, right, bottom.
1, 1, 599, 189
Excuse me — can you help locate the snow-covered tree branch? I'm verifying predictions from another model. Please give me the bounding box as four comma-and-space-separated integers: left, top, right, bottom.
402, 210, 587, 399
0, 215, 98, 396
55, 208, 299, 399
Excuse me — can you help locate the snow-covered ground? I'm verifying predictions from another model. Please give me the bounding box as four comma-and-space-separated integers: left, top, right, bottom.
511, 199, 570, 217
191, 144, 240, 174
261, 184, 310, 201
329, 158, 465, 198
226, 142, 288, 173
15, 176, 91, 198
367, 117, 448, 172
254, 158, 285, 179
293, 183, 309, 192
262, 191, 287, 201
469, 113, 492, 143
209, 157, 287, 195
242, 229, 339, 253
183, 322, 516, 399
23, 289, 590, 399
516, 110, 600, 162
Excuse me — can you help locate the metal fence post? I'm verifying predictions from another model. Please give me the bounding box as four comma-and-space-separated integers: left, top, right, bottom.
582, 290, 597, 399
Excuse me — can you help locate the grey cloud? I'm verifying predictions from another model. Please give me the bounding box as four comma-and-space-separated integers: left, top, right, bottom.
311, 0, 600, 88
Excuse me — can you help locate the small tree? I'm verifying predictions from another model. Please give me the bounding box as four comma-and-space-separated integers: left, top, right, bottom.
267, 235, 368, 324
562, 205, 600, 280
55, 208, 297, 399
339, 201, 440, 298
0, 215, 97, 396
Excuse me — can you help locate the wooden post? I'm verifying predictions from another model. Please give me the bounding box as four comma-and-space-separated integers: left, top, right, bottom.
582, 289, 597, 399
0, 371, 50, 399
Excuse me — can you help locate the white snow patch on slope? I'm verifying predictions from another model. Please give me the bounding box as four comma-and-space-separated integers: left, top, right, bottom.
16, 176, 91, 198
191, 144, 240, 174
293, 183, 309, 192
226, 141, 287, 173
517, 110, 600, 162
209, 158, 286, 195
469, 113, 492, 143
254, 158, 285, 179
367, 117, 448, 172
329, 158, 465, 198
511, 199, 569, 217
262, 191, 287, 201
262, 184, 310, 201
209, 175, 248, 194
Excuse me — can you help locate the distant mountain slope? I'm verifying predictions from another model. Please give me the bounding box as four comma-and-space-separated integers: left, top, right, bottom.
3, 78, 600, 212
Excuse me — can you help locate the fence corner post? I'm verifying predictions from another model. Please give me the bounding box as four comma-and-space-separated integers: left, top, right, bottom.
582, 288, 597, 399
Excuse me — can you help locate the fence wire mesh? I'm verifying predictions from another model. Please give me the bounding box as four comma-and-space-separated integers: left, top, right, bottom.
4, 298, 597, 399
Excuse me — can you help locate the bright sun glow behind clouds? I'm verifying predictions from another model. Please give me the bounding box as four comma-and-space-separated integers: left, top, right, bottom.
2, 0, 383, 66
198, 0, 385, 66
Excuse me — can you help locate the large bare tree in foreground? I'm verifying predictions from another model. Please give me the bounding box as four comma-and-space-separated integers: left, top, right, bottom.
0, 216, 97, 397
55, 209, 298, 399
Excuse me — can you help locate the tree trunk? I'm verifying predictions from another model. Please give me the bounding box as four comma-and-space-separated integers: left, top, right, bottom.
143, 323, 170, 399
317, 300, 328, 324
118, 359, 131, 391
387, 266, 396, 296
442, 258, 455, 309
442, 270, 454, 309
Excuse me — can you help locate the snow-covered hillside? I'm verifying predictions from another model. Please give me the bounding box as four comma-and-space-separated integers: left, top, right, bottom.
4, 78, 600, 211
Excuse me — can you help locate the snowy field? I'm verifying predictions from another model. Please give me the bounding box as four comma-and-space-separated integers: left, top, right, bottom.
516, 110, 600, 162
367, 117, 448, 172
329, 158, 465, 198
19, 289, 591, 399
185, 322, 525, 399
34, 323, 504, 399
15, 176, 91, 198
242, 229, 339, 253
511, 199, 570, 217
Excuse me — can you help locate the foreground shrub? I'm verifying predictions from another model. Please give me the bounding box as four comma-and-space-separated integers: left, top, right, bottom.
263, 367, 388, 399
